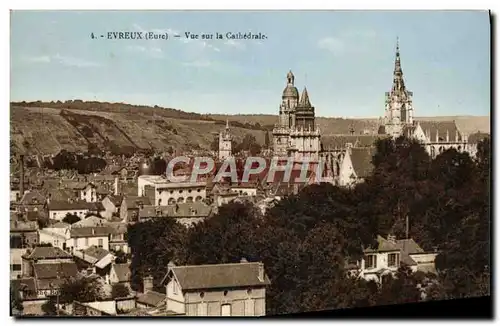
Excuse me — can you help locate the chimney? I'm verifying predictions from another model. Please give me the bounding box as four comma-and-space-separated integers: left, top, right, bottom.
257, 263, 264, 282
143, 275, 154, 293
19, 155, 25, 198
114, 177, 119, 196
240, 257, 248, 263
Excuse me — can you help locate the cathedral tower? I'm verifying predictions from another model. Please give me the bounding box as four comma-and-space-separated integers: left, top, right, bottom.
218, 119, 232, 160
384, 39, 414, 137
273, 70, 299, 156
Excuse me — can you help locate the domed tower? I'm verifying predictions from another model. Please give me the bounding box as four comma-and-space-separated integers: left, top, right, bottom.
280, 70, 299, 129
273, 70, 299, 157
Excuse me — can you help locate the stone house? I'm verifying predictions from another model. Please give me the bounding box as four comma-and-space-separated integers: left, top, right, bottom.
160, 259, 271, 316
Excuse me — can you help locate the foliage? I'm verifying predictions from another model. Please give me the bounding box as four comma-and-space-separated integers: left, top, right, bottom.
59, 275, 106, 304
113, 250, 130, 264
126, 136, 490, 314
127, 218, 188, 291
111, 283, 130, 299
62, 213, 81, 225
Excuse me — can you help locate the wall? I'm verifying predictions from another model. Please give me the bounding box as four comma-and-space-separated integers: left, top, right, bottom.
10, 248, 27, 279
156, 186, 206, 205
38, 228, 68, 249
66, 235, 109, 251
49, 209, 89, 221
101, 197, 116, 219
165, 278, 185, 314
80, 185, 97, 203
183, 287, 266, 316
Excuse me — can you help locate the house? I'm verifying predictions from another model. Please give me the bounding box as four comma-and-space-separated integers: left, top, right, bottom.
120, 196, 151, 223
138, 202, 213, 227
72, 214, 107, 228
33, 261, 79, 299
11, 248, 28, 279
107, 222, 129, 253
38, 223, 70, 250
160, 259, 271, 316
109, 263, 131, 287
21, 246, 73, 278
63, 181, 98, 203
18, 189, 46, 213
337, 147, 375, 186
10, 219, 39, 249
73, 246, 115, 283
68, 226, 112, 252
137, 175, 207, 206
352, 235, 438, 283
101, 195, 123, 220
46, 200, 91, 221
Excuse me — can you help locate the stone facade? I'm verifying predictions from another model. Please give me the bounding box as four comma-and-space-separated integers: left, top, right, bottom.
272, 71, 321, 161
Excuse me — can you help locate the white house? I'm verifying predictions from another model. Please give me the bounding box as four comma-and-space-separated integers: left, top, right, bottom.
46, 200, 91, 221
137, 175, 207, 206
351, 235, 438, 283
64, 181, 98, 203
68, 226, 111, 252
160, 259, 270, 316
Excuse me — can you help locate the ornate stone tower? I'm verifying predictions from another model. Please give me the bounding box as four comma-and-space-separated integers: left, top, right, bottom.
218, 119, 232, 160
273, 70, 299, 156
384, 39, 414, 137
290, 87, 321, 161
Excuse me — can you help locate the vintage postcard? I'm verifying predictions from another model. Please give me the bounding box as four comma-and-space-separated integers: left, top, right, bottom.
9, 10, 491, 317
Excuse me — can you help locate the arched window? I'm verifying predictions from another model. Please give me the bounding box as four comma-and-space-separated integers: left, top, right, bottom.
177, 197, 184, 204
168, 198, 176, 205
186, 197, 193, 203
430, 146, 436, 158
195, 196, 202, 202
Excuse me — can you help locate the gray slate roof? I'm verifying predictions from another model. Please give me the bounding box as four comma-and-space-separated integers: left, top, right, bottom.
136, 290, 165, 307
23, 246, 72, 260
167, 262, 271, 291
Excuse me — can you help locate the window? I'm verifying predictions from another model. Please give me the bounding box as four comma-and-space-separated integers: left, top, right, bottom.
388, 253, 400, 267
221, 304, 231, 316
365, 255, 377, 269
98, 239, 103, 248
53, 213, 56, 218
85, 238, 89, 247
73, 239, 77, 248
12, 264, 21, 271
54, 240, 59, 246
173, 280, 178, 294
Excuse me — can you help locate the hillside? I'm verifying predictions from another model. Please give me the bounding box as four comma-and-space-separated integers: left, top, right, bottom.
10, 101, 490, 156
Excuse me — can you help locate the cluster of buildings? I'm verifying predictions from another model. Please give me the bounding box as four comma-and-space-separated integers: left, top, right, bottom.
10, 41, 488, 316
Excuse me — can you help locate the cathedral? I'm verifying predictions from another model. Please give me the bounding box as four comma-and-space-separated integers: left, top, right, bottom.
272, 71, 321, 161
378, 39, 473, 159
216, 40, 485, 187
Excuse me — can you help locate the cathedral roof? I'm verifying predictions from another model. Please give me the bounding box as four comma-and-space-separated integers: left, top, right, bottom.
322, 135, 380, 149
467, 131, 490, 144
350, 147, 376, 179
418, 120, 463, 142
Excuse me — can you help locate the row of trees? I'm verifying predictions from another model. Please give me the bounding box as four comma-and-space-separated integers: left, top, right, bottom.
127, 136, 490, 315
50, 150, 107, 173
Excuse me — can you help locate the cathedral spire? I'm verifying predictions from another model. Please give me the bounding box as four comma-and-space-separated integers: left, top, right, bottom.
226, 118, 230, 130
392, 37, 406, 93
299, 87, 311, 107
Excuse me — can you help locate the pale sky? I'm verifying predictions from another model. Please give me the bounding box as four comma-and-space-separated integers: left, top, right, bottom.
10, 10, 490, 118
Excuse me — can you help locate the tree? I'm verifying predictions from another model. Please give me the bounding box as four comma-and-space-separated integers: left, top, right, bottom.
62, 213, 81, 225
111, 283, 130, 299
127, 218, 188, 291
59, 275, 106, 304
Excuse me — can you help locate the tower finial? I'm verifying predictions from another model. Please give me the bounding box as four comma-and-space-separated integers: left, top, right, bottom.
226, 119, 230, 130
